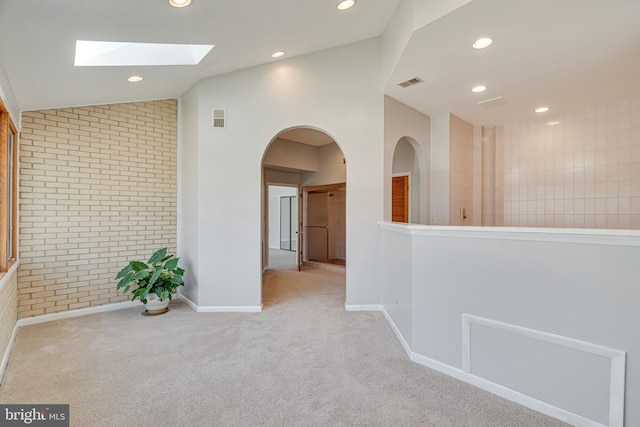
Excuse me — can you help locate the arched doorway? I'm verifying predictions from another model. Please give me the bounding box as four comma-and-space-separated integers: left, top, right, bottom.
260, 126, 347, 304
391, 136, 428, 224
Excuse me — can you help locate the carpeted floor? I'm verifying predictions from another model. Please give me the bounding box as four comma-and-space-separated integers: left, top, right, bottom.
0, 264, 569, 427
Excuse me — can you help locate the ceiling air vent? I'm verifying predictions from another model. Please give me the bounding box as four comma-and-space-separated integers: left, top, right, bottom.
212, 108, 226, 129
477, 97, 510, 108
397, 77, 423, 88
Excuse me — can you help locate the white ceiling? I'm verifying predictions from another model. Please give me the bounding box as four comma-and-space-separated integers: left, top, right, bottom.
386, 0, 640, 126
1, 0, 639, 127
0, 0, 401, 111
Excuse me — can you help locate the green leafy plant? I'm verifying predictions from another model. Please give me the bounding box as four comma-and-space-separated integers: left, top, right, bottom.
115, 248, 185, 303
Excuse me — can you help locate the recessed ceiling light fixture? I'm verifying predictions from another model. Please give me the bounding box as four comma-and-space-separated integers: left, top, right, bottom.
127, 75, 143, 83
472, 85, 487, 93
271, 51, 285, 58
535, 106, 550, 113
169, 0, 191, 8
337, 0, 356, 10
472, 37, 493, 49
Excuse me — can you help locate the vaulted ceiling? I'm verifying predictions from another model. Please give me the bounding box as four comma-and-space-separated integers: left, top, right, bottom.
1, 0, 639, 126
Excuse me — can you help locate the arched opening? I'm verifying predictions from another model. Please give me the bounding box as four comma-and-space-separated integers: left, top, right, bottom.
391, 136, 428, 224
260, 126, 347, 307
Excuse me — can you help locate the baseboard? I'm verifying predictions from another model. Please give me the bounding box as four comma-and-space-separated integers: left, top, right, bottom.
410, 351, 604, 427
16, 300, 143, 327
379, 307, 412, 359
378, 306, 605, 427
344, 304, 383, 312
195, 305, 262, 313
178, 293, 198, 312
0, 324, 18, 386
177, 294, 262, 313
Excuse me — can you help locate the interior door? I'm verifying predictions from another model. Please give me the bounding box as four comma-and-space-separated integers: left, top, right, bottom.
306, 192, 329, 262
392, 175, 409, 222
328, 189, 346, 261
280, 196, 292, 250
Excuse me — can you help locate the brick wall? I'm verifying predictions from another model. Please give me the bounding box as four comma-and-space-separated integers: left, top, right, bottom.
18, 100, 177, 318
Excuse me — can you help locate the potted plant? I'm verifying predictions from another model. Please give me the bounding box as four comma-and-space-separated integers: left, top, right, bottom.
115, 248, 185, 315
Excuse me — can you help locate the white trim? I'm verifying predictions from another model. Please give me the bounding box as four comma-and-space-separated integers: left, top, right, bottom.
194, 306, 262, 313
0, 324, 18, 385
16, 300, 143, 327
379, 307, 412, 359
462, 314, 625, 427
379, 221, 640, 247
178, 293, 198, 311
410, 351, 605, 427
344, 304, 383, 312
375, 305, 613, 427
178, 294, 262, 313
176, 96, 182, 260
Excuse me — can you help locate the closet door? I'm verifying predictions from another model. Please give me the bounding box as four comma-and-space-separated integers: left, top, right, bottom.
328, 189, 346, 261
306, 192, 328, 262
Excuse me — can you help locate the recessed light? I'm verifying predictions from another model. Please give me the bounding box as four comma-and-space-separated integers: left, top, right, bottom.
128, 75, 143, 83
472, 85, 487, 93
472, 37, 493, 49
271, 51, 285, 58
535, 107, 550, 113
169, 0, 191, 7
337, 0, 356, 10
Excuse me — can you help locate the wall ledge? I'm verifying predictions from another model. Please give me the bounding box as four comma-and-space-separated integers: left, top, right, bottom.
0, 261, 19, 295
379, 221, 640, 247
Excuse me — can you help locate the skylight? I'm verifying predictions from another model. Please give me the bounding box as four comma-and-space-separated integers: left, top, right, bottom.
74, 41, 214, 66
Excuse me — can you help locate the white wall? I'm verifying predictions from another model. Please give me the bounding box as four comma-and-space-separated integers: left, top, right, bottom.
263, 138, 318, 173
381, 222, 639, 427
0, 62, 19, 123
430, 113, 450, 224
384, 96, 430, 224
301, 143, 346, 187
178, 88, 200, 304
268, 186, 297, 249
181, 39, 384, 308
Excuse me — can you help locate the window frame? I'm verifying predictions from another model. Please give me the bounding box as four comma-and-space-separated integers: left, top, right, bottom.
0, 97, 18, 274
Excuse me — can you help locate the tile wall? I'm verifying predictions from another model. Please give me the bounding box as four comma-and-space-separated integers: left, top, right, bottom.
500, 98, 640, 229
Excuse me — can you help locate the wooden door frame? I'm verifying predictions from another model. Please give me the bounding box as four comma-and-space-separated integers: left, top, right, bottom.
392, 172, 411, 223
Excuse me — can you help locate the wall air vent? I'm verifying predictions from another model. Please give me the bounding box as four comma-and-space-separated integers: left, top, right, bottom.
397, 77, 423, 88
478, 97, 510, 108
212, 108, 226, 129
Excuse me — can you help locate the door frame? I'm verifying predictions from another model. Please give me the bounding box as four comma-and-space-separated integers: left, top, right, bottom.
302, 182, 346, 264
265, 182, 301, 271
392, 172, 411, 223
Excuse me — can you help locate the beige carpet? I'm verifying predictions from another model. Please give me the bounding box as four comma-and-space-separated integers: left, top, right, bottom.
0, 266, 569, 427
